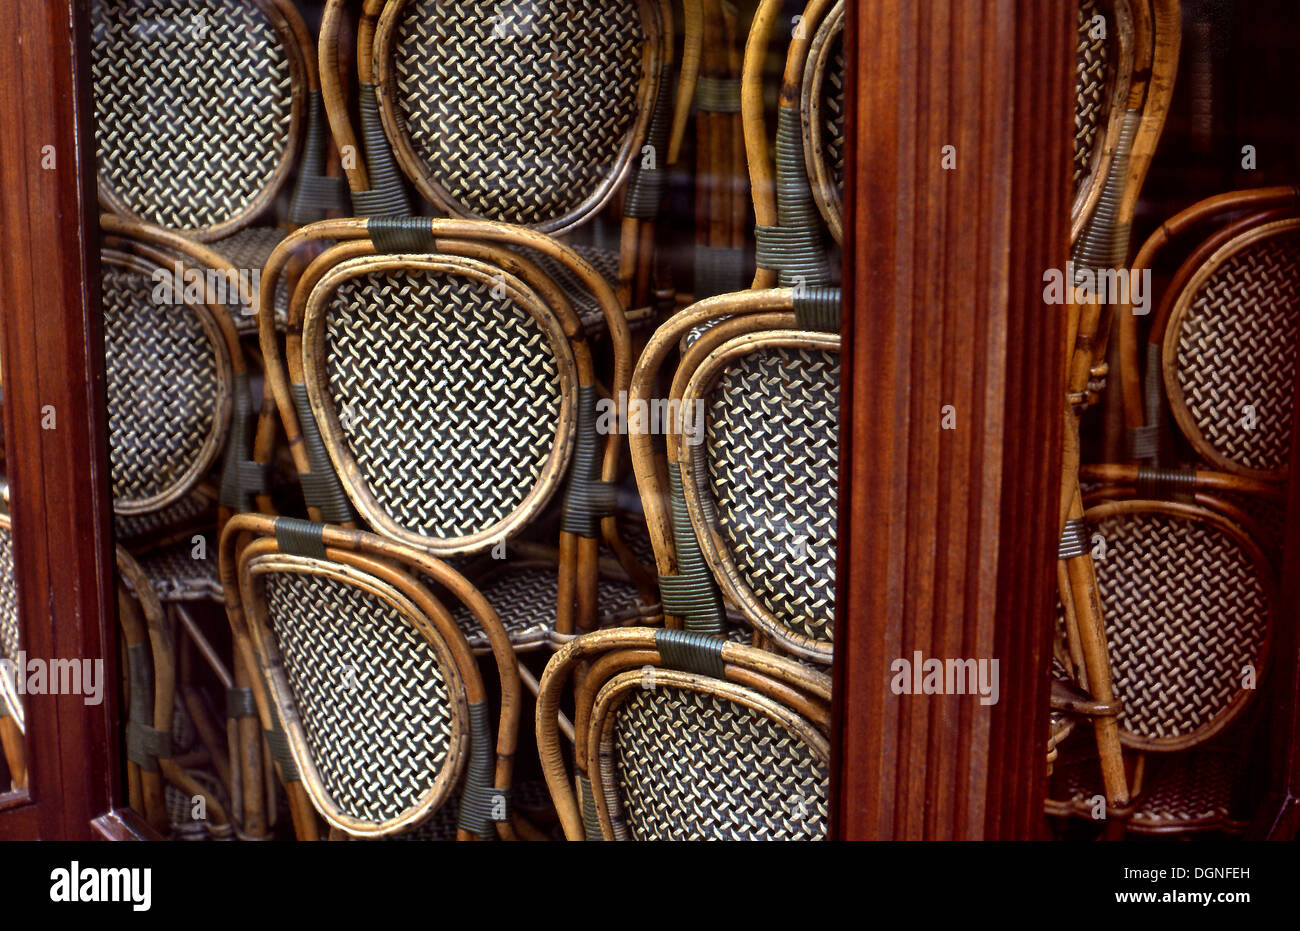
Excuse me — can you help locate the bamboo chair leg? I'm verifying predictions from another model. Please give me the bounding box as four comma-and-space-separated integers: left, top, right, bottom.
285, 780, 320, 841
235, 653, 267, 838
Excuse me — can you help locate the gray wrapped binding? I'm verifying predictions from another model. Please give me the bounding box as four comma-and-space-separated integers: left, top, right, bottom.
1073, 109, 1140, 271
264, 711, 300, 783
1057, 518, 1088, 560
291, 384, 354, 523
694, 245, 747, 300
754, 104, 831, 286
352, 83, 411, 217
368, 215, 438, 255
657, 464, 724, 634
219, 373, 270, 509
695, 76, 742, 113
126, 722, 172, 772
577, 773, 602, 841
1128, 424, 1159, 460
624, 67, 674, 219
793, 286, 841, 332
289, 90, 349, 224
125, 642, 154, 768
225, 687, 257, 720
457, 701, 507, 839
655, 627, 725, 679
561, 386, 617, 539
274, 517, 327, 560
1136, 467, 1196, 501
1135, 341, 1167, 465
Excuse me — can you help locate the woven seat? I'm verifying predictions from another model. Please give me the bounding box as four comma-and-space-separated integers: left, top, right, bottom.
223, 515, 521, 840
0, 511, 23, 736
537, 628, 831, 841
687, 343, 839, 659
131, 536, 222, 603
1163, 221, 1300, 481
102, 253, 232, 516
1085, 501, 1273, 750
374, 0, 655, 233
91, 0, 308, 240
211, 226, 292, 336
1048, 746, 1248, 835
113, 489, 215, 545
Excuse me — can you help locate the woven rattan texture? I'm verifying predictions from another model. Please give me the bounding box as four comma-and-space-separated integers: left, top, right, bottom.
325, 269, 562, 540
103, 266, 220, 507
134, 537, 222, 602
1053, 749, 1243, 831
391, 0, 644, 226
445, 566, 650, 650
1175, 231, 1300, 474
1091, 511, 1268, 742
212, 226, 290, 334
822, 36, 845, 199
611, 685, 827, 840
0, 524, 18, 663
1073, 0, 1110, 191
114, 492, 212, 542
91, 0, 294, 233
517, 243, 621, 331
706, 348, 839, 643
263, 571, 455, 824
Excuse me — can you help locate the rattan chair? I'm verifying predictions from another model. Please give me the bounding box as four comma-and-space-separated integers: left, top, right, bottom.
1048, 470, 1277, 834
537, 627, 830, 840
219, 513, 521, 840
117, 545, 233, 838
630, 287, 839, 664
321, 0, 673, 314
1054, 0, 1180, 814
255, 216, 651, 639
1118, 196, 1300, 481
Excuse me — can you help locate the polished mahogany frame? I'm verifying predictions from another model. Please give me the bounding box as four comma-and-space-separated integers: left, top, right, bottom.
0, 0, 1296, 841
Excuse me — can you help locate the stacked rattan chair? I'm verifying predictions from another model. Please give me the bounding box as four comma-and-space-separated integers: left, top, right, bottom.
91, 0, 345, 335
320, 0, 673, 320
1049, 0, 1180, 821
1047, 187, 1299, 835
537, 628, 831, 840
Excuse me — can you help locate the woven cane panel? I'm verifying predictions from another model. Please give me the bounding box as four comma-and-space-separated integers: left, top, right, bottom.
446, 567, 649, 650
325, 270, 562, 540
91, 0, 295, 234
1174, 231, 1300, 475
517, 244, 621, 331
391, 0, 645, 227
611, 685, 827, 840
264, 571, 455, 824
1091, 511, 1269, 743
706, 348, 839, 644
1073, 0, 1110, 191
134, 537, 222, 602
102, 266, 221, 508
114, 491, 212, 542
822, 36, 845, 199
0, 524, 18, 663
212, 226, 290, 334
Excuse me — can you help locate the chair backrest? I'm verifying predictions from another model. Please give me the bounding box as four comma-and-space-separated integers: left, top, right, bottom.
1084, 496, 1274, 751
100, 246, 233, 516
299, 251, 579, 554
1071, 0, 1134, 245
1161, 218, 1300, 481
222, 514, 520, 838
91, 0, 311, 240
537, 627, 831, 841
801, 0, 845, 245
679, 329, 839, 662
370, 0, 665, 233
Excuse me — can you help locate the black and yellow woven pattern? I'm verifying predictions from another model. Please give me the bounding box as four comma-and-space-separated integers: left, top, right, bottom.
1174, 231, 1300, 476
102, 264, 224, 511
1073, 0, 1111, 192
91, 0, 295, 235
324, 269, 563, 540
610, 685, 828, 840
264, 570, 457, 824
1090, 510, 1269, 744
390, 0, 645, 228
706, 348, 839, 644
